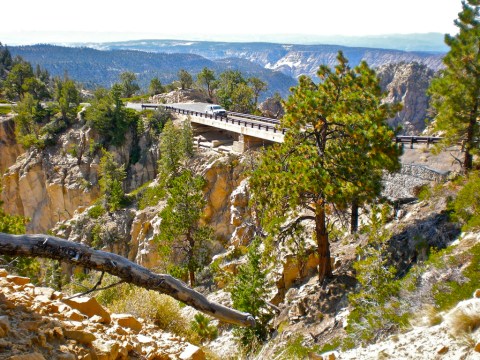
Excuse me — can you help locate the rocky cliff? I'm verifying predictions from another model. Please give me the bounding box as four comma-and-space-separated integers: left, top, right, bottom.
378, 62, 435, 135
0, 117, 23, 173
0, 115, 159, 233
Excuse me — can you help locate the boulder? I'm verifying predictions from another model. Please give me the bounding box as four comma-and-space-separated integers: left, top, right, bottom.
62, 296, 111, 323
179, 344, 206, 360
92, 339, 120, 360
64, 329, 96, 344
112, 313, 142, 332
6, 275, 31, 285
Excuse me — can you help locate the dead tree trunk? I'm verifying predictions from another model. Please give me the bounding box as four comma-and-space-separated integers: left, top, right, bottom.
0, 233, 254, 327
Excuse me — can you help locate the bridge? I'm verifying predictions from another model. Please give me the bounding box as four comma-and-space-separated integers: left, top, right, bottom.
140, 103, 442, 153
142, 103, 285, 152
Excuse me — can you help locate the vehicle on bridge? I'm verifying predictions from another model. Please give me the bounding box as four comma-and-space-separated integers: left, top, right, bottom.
205, 104, 227, 117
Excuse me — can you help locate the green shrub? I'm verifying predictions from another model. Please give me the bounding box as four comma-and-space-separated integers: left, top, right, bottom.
138, 184, 166, 210
433, 243, 480, 311
346, 204, 409, 344
87, 205, 105, 219
280, 335, 315, 359
451, 171, 480, 230
190, 313, 218, 343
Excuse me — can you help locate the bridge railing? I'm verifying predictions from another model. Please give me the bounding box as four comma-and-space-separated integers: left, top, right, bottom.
141, 104, 443, 146
145, 104, 287, 135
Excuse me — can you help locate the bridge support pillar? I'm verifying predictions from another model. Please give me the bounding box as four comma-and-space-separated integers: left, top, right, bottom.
232, 134, 266, 153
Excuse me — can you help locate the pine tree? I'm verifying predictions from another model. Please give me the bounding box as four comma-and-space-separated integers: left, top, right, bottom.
250, 52, 401, 283
230, 238, 273, 351
99, 150, 126, 212
428, 0, 480, 172
156, 170, 213, 286
54, 77, 80, 121
197, 67, 216, 98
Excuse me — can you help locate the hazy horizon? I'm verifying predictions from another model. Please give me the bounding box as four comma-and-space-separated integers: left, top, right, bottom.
1, 0, 461, 48
1, 32, 450, 53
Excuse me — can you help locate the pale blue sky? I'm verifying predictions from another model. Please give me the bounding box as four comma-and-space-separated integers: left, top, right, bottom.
0, 0, 463, 44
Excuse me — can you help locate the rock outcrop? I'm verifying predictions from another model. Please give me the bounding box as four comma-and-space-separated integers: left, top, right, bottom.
378, 62, 435, 135
0, 116, 24, 173
1, 116, 159, 233
0, 269, 205, 359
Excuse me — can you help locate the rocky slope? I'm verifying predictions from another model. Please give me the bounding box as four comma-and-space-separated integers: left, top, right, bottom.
335, 289, 480, 360
0, 269, 205, 359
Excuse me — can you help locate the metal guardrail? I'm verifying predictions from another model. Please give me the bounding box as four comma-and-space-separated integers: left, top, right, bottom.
142, 104, 287, 135
141, 104, 443, 146
395, 135, 443, 148
226, 111, 280, 125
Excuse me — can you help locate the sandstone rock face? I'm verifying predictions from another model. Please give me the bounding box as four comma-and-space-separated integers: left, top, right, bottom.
0, 116, 24, 173
1, 149, 100, 233
0, 271, 205, 360
377, 62, 435, 135
1, 116, 159, 233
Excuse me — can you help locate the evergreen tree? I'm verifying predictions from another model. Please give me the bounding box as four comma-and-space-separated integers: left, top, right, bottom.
197, 67, 216, 98
231, 83, 255, 113
86, 85, 139, 146
0, 42, 13, 80
230, 238, 273, 351
159, 121, 183, 177
54, 77, 80, 121
248, 77, 267, 109
156, 170, 214, 286
428, 0, 480, 172
99, 150, 126, 212
178, 69, 193, 90
215, 70, 246, 110
181, 117, 194, 158
148, 77, 163, 96
119, 71, 140, 98
250, 52, 401, 283
13, 93, 43, 148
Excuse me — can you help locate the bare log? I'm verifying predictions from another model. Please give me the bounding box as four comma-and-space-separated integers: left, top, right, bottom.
0, 233, 255, 327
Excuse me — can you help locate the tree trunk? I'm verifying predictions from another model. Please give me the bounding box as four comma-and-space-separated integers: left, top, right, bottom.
350, 200, 359, 234
315, 200, 332, 283
189, 269, 195, 287
0, 233, 254, 327
187, 233, 195, 287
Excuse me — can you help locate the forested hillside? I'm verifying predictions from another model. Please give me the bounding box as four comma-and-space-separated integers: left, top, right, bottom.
78, 39, 445, 78
9, 45, 297, 99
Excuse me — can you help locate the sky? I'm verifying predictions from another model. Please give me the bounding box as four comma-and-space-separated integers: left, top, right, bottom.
0, 0, 463, 45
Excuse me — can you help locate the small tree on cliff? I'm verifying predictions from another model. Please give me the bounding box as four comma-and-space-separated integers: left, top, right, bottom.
156, 170, 214, 286
428, 0, 480, 172
250, 52, 401, 283
99, 150, 126, 212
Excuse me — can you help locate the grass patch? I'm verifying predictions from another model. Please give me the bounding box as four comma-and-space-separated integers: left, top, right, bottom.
0, 106, 12, 115
434, 243, 480, 311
